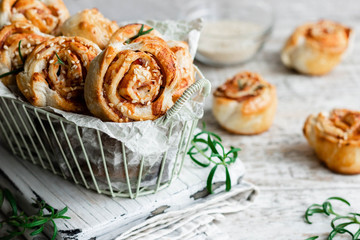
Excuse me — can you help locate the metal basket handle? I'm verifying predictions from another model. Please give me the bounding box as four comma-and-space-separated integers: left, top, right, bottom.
156, 66, 211, 125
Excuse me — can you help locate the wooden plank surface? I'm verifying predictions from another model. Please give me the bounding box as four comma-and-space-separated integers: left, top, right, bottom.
0, 145, 253, 239
2, 0, 360, 239
196, 1, 360, 239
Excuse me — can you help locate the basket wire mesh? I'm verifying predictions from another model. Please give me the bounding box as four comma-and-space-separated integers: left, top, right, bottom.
0, 66, 210, 198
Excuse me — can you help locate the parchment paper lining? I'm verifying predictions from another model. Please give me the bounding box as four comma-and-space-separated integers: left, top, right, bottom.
0, 19, 205, 192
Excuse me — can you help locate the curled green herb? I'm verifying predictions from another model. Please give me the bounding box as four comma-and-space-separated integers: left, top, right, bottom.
125, 24, 154, 44
187, 122, 241, 193
0, 41, 25, 78
237, 79, 246, 90
0, 188, 70, 240
0, 68, 23, 78
255, 84, 265, 91
304, 196, 360, 240
55, 52, 65, 65
18, 40, 24, 64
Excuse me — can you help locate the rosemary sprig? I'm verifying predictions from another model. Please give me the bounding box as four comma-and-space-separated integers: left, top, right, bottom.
0, 188, 70, 240
55, 52, 65, 65
187, 122, 241, 193
304, 196, 360, 240
0, 68, 23, 78
125, 24, 154, 44
237, 79, 246, 90
0, 40, 25, 79
18, 40, 24, 64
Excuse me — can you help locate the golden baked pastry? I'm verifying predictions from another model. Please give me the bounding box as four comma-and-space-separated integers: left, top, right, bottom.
110, 24, 195, 102
84, 36, 180, 122
0, 0, 70, 35
0, 20, 50, 87
303, 109, 360, 174
281, 20, 353, 75
108, 23, 161, 45
16, 36, 101, 112
167, 40, 195, 102
61, 8, 119, 49
212, 72, 277, 134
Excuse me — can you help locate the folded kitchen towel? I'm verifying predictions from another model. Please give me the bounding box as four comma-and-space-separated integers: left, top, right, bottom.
0, 145, 257, 240
117, 183, 257, 240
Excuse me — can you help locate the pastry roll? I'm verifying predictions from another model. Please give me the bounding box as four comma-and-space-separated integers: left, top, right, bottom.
108, 23, 161, 45
212, 72, 277, 134
16, 36, 101, 112
281, 20, 353, 75
84, 36, 180, 122
110, 24, 195, 102
61, 8, 119, 49
167, 40, 195, 102
0, 21, 50, 87
303, 109, 360, 174
0, 0, 70, 35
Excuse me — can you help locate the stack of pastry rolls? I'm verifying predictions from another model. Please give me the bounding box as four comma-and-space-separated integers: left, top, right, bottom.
0, 1, 196, 123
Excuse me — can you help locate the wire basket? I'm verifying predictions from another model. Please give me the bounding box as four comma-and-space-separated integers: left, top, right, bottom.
0, 66, 211, 198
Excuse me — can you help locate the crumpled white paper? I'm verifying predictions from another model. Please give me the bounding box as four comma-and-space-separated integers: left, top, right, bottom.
0, 19, 206, 192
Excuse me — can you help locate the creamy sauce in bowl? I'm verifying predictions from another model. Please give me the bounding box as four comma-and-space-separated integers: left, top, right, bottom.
197, 20, 266, 65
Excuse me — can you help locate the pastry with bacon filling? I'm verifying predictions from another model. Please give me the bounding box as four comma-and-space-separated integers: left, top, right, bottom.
212, 71, 277, 134
281, 20, 353, 75
303, 109, 360, 174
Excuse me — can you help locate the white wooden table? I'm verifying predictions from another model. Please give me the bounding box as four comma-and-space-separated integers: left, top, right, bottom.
197, 1, 360, 239
3, 0, 360, 239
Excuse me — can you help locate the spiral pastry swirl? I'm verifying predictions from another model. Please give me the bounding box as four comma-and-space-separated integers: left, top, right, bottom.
213, 71, 277, 134
0, 20, 50, 87
281, 20, 353, 75
16, 36, 101, 112
109, 24, 195, 102
0, 0, 70, 35
84, 36, 180, 122
304, 109, 360, 174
